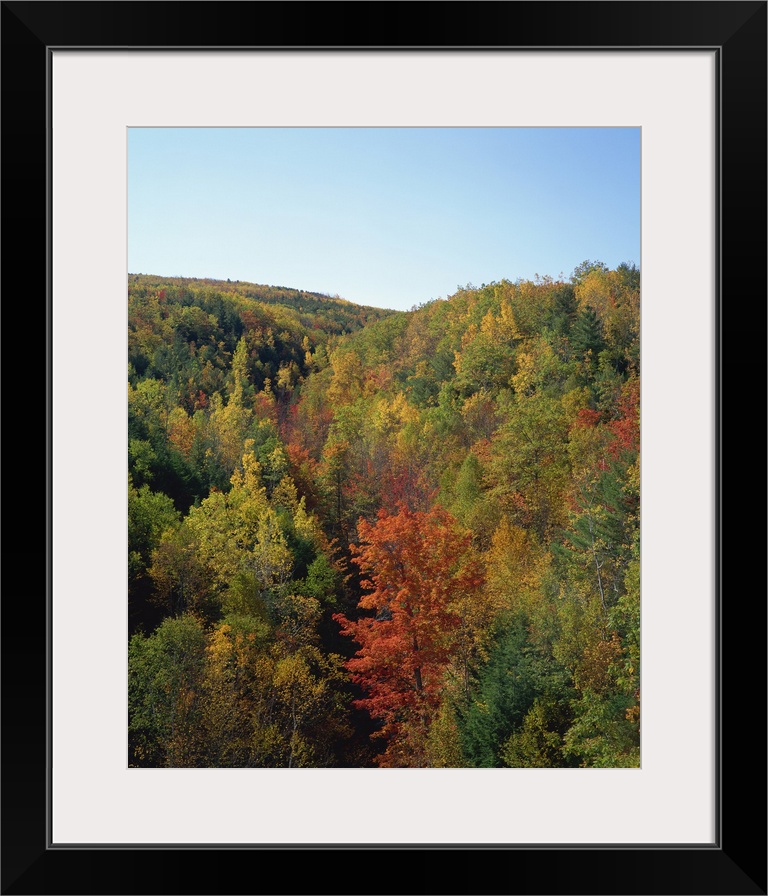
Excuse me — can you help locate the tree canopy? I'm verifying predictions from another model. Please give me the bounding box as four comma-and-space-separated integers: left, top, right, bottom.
128, 266, 640, 768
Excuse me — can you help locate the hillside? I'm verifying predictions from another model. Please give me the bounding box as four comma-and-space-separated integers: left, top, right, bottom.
128, 261, 641, 769
129, 273, 395, 338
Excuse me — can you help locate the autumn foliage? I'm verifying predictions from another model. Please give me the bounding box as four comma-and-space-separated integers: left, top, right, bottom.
128, 265, 640, 769
334, 507, 484, 766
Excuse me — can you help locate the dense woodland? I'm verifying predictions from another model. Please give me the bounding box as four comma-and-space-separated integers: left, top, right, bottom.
128, 262, 640, 768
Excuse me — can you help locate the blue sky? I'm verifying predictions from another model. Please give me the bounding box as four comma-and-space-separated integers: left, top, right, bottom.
128, 127, 639, 311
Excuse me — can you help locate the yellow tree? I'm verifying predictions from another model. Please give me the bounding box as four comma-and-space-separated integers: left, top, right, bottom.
327, 348, 364, 406
186, 445, 293, 605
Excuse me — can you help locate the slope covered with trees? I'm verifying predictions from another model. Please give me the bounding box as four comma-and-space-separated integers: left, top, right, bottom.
128, 262, 640, 768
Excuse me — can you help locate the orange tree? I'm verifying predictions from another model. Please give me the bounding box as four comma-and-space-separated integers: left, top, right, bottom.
334, 506, 484, 766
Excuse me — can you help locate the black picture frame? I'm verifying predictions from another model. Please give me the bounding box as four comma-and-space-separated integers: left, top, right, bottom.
3, 2, 765, 894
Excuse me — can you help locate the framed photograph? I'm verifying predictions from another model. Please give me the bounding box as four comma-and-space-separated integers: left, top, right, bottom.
4, 2, 765, 893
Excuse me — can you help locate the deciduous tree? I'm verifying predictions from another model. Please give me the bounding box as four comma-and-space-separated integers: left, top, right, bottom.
334, 506, 484, 766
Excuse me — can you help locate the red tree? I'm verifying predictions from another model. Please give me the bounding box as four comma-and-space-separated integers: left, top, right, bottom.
607, 377, 640, 459
333, 506, 483, 766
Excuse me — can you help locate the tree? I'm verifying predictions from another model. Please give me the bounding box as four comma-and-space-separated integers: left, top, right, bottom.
502, 696, 575, 767
488, 391, 571, 541
333, 506, 484, 766
149, 522, 216, 619
546, 283, 578, 339
185, 446, 293, 600
228, 335, 255, 407
128, 478, 181, 630
570, 259, 609, 285
128, 613, 206, 767
458, 612, 538, 767
327, 348, 364, 406
452, 301, 521, 396
570, 306, 606, 372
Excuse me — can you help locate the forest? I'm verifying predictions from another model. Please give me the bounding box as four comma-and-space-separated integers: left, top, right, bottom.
128, 261, 640, 768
